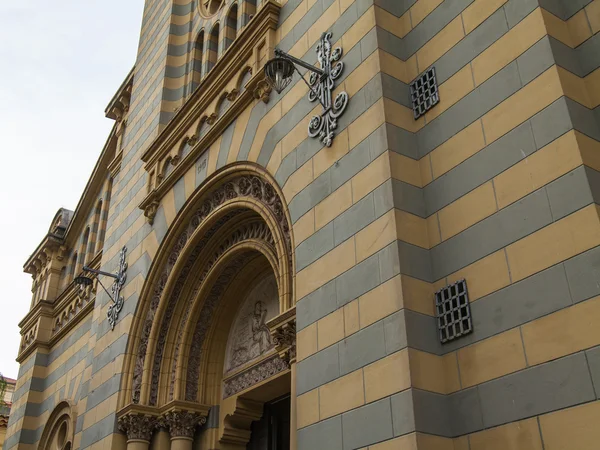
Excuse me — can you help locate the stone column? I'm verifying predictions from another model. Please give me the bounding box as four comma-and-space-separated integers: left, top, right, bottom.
270, 316, 297, 450
117, 414, 158, 450
290, 353, 297, 450
164, 411, 206, 450
151, 427, 171, 450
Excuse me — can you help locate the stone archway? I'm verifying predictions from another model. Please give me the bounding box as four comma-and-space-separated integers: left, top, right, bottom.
37, 402, 76, 450
117, 164, 296, 450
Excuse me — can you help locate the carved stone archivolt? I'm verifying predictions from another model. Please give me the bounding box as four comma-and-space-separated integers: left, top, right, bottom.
184, 253, 255, 401
131, 170, 294, 407
149, 212, 243, 405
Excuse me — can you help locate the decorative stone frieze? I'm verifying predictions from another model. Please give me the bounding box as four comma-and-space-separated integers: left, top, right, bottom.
223, 354, 289, 398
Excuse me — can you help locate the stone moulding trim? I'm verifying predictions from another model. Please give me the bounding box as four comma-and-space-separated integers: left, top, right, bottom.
222, 353, 290, 398
139, 1, 281, 216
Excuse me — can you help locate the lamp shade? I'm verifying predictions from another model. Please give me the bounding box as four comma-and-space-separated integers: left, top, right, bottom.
74, 275, 93, 287
264, 57, 295, 94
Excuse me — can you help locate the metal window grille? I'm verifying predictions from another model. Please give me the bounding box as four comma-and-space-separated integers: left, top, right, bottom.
435, 279, 473, 344
410, 67, 440, 120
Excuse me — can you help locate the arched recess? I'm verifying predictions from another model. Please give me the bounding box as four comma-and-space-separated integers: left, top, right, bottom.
207, 23, 220, 72
223, 3, 238, 51
119, 164, 296, 449
37, 401, 76, 450
192, 30, 205, 87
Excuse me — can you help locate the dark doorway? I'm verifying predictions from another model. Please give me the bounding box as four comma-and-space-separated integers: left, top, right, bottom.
246, 394, 291, 450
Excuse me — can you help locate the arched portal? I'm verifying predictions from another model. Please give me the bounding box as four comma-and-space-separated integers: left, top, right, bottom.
38, 402, 76, 450
118, 164, 296, 450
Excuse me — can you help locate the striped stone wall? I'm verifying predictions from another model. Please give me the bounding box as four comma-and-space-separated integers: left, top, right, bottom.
290, 0, 600, 448
5, 0, 600, 448
4, 318, 93, 450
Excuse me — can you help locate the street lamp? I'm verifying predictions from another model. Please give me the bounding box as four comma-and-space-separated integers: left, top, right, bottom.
264, 32, 349, 147
74, 246, 128, 330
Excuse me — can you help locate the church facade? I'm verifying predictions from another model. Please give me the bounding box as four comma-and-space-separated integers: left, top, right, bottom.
5, 0, 600, 449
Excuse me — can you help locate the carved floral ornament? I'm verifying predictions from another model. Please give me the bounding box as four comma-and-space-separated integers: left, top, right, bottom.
223, 354, 289, 398
269, 306, 297, 363
130, 170, 293, 407
117, 410, 207, 442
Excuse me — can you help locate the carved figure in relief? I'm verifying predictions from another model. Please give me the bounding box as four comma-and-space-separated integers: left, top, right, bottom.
225, 276, 277, 373
250, 300, 271, 356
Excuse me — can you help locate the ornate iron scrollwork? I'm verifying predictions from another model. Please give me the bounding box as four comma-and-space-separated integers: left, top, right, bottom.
108, 246, 128, 330
307, 32, 349, 147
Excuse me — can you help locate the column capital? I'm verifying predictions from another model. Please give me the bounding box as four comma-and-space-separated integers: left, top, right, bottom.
269, 307, 296, 364
163, 410, 207, 439
117, 413, 159, 443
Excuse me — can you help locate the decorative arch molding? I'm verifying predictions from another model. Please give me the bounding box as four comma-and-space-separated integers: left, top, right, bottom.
37, 401, 76, 450
122, 164, 294, 413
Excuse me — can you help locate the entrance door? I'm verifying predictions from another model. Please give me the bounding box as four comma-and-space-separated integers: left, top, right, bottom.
246, 395, 291, 450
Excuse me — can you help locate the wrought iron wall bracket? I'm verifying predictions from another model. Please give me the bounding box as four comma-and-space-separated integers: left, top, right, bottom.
306, 32, 348, 147
83, 246, 128, 330
267, 32, 348, 147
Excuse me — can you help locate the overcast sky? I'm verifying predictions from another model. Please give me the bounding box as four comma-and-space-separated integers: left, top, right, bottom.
0, 1, 145, 379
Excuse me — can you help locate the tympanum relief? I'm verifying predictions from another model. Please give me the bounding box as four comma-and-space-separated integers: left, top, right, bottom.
225, 275, 278, 374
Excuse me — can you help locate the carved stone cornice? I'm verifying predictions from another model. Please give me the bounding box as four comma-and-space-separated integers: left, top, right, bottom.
106, 68, 134, 122
139, 1, 281, 212
17, 254, 102, 363
268, 307, 296, 364
23, 234, 65, 279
